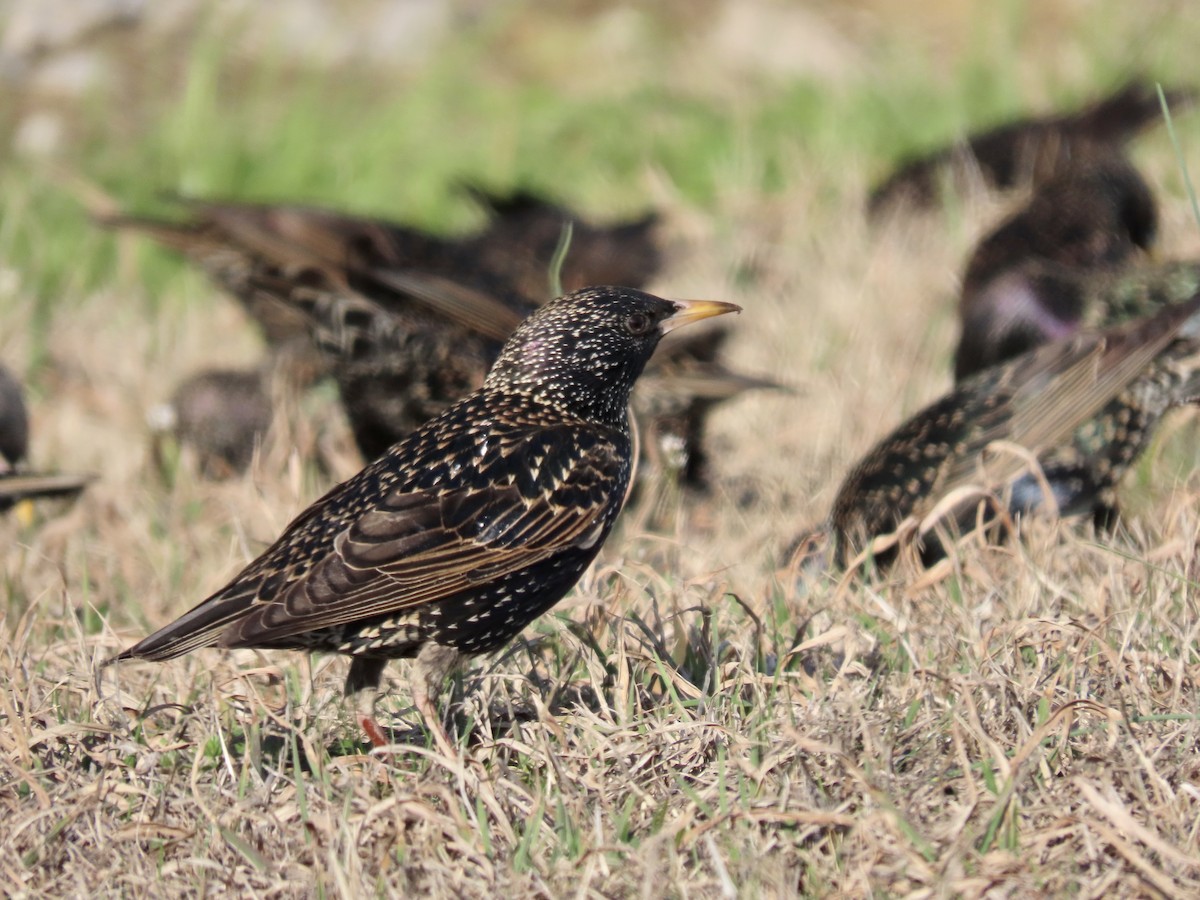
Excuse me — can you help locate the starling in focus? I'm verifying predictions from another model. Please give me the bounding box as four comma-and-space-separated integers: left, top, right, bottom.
149, 367, 275, 478
954, 156, 1159, 381
107, 287, 741, 752
869, 79, 1194, 213
808, 292, 1200, 569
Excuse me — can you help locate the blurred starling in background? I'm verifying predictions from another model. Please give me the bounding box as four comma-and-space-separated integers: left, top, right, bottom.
954, 156, 1159, 381
956, 259, 1200, 384
0, 363, 30, 474
869, 79, 1194, 214
108, 287, 741, 752
460, 185, 663, 299
103, 194, 773, 490
0, 363, 94, 511
101, 192, 662, 364
797, 292, 1200, 570
148, 367, 274, 478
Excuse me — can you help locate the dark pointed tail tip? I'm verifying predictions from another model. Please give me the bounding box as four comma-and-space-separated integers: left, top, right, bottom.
98, 648, 136, 669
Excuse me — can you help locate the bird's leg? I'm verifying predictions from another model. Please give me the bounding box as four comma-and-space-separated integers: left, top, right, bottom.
345, 657, 389, 748
412, 642, 463, 758
1092, 500, 1121, 534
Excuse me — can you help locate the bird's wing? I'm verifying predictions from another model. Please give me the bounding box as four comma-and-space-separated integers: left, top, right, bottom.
366, 268, 526, 341
218, 424, 626, 646
186, 201, 530, 339
938, 292, 1200, 492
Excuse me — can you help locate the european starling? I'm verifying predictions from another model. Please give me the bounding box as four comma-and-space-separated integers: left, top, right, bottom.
100, 192, 663, 358
0, 363, 94, 511
869, 79, 1194, 214
103, 196, 770, 490
956, 259, 1200, 383
954, 156, 1159, 381
107, 287, 741, 752
461, 185, 663, 299
809, 292, 1200, 569
149, 367, 275, 478
0, 363, 30, 473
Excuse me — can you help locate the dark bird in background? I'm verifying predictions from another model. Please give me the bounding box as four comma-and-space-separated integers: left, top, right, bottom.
0, 363, 94, 511
107, 287, 741, 753
101, 191, 661, 378
954, 155, 1161, 381
795, 292, 1200, 570
461, 185, 663, 300
869, 79, 1194, 214
287, 285, 516, 462
956, 260, 1200, 385
101, 194, 774, 490
0, 364, 30, 475
100, 197, 539, 406
148, 367, 275, 478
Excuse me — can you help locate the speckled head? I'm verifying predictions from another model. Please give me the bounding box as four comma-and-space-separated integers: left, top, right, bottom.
485, 286, 741, 426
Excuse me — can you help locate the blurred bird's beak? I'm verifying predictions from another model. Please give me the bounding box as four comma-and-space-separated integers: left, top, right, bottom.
661, 299, 742, 334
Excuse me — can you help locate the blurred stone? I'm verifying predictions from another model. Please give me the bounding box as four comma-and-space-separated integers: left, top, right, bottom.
12, 110, 65, 158
708, 0, 861, 80
136, 0, 454, 69
27, 48, 108, 96
1, 0, 143, 58
355, 0, 454, 67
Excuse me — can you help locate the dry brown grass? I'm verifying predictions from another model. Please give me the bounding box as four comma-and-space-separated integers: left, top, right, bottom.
5, 1, 1200, 896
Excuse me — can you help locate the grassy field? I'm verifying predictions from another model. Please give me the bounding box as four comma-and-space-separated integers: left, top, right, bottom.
5, 1, 1200, 895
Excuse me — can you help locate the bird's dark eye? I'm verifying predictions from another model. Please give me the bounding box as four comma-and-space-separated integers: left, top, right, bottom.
624, 312, 652, 335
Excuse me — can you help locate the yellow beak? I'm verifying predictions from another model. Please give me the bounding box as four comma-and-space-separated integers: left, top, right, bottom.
661, 299, 742, 334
